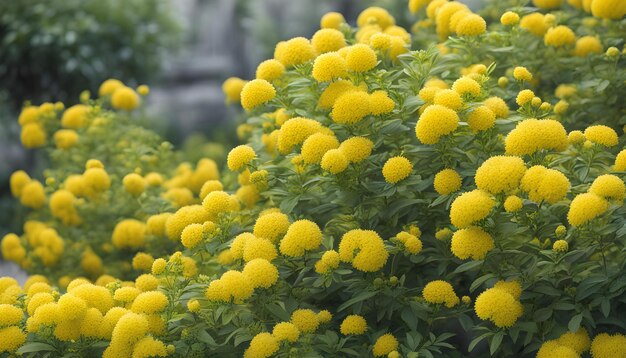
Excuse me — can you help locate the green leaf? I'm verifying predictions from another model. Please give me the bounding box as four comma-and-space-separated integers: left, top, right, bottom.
468, 332, 492, 352
490, 331, 504, 355
197, 330, 216, 345
453, 260, 483, 274
338, 291, 378, 312
533, 308, 553, 322
17, 342, 57, 354
568, 314, 583, 332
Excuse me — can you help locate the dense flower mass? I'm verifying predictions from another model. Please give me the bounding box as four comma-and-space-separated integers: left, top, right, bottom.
2, 2, 626, 357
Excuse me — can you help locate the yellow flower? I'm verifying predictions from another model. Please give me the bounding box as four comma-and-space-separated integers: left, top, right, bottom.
112, 219, 146, 249
433, 169, 461, 195
83, 167, 111, 193
339, 137, 374, 163
452, 76, 480, 97
222, 77, 247, 103
151, 258, 167, 275
340, 315, 367, 335
500, 11, 520, 26
373, 333, 399, 357
467, 105, 496, 132
332, 91, 371, 124
505, 119, 568, 156
311, 29, 346, 53
382, 156, 412, 184
520, 166, 570, 204
279, 220, 323, 257
122, 173, 146, 197
590, 0, 626, 19
504, 195, 524, 212
132, 336, 167, 358
614, 149, 626, 171
533, 0, 563, 9
516, 89, 535, 106
243, 332, 278, 358
553, 239, 569, 252
321, 12, 345, 29
202, 191, 233, 217
370, 33, 392, 50
243, 236, 277, 262
20, 123, 47, 148
241, 79, 276, 111
314, 250, 341, 274
53, 129, 79, 149
111, 86, 140, 110
513, 66, 533, 81
9, 171, 30, 197
206, 270, 253, 303
537, 340, 579, 358
163, 207, 209, 241
274, 37, 315, 67
19, 181, 46, 209
567, 193, 609, 227
135, 274, 160, 292
137, 85, 150, 96
321, 149, 349, 174
301, 133, 340, 164
312, 52, 348, 82
357, 6, 395, 29
98, 78, 124, 97
573, 36, 603, 56
291, 309, 319, 333
557, 328, 590, 354
181, 223, 204, 249
433, 89, 463, 110
317, 310, 332, 323
584, 125, 618, 146
483, 96, 509, 118
272, 322, 300, 342
131, 291, 169, 314
61, 104, 89, 129
396, 232, 422, 254
474, 287, 523, 327
277, 117, 322, 153
450, 190, 494, 228
589, 174, 625, 202
345, 44, 377, 72
255, 59, 285, 82
590, 333, 626, 358
243, 258, 279, 288
369, 91, 395, 115
475, 156, 526, 194
0, 326, 26, 353
113, 286, 141, 303
227, 145, 256, 171
18, 106, 40, 126
338, 229, 388, 272
253, 212, 290, 243
455, 14, 486, 36
415, 104, 459, 144
544, 26, 576, 47
423, 280, 460, 307
0, 304, 23, 327
451, 227, 494, 260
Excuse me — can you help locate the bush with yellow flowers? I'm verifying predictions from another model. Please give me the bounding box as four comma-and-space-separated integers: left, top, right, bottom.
2, 2, 626, 357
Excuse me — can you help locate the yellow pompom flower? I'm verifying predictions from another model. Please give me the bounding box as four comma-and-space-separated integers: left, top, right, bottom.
19, 181, 46, 209
131, 291, 168, 314
450, 190, 495, 228
151, 259, 167, 275
0, 326, 26, 353
314, 250, 341, 274
272, 322, 300, 342
396, 232, 423, 254
53, 129, 79, 149
557, 328, 590, 354
455, 14, 486, 36
415, 104, 459, 144
474, 287, 523, 327
18, 106, 40, 126
113, 286, 141, 303
373, 334, 399, 357
339, 137, 374, 163
279, 220, 323, 257
504, 195, 524, 213
451, 227, 494, 260
584, 125, 618, 147
253, 212, 290, 243
467, 105, 496, 132
423, 280, 460, 307
181, 223, 204, 249
516, 89, 535, 106
573, 36, 603, 57
83, 167, 111, 193
202, 191, 233, 217
301, 133, 340, 164
135, 274, 160, 292
500, 11, 520, 26
243, 236, 277, 262
318, 80, 365, 110
274, 37, 315, 67
452, 76, 481, 97
590, 333, 626, 358
520, 166, 570, 204
369, 91, 395, 115
345, 44, 378, 72
0, 304, 23, 327
98, 78, 124, 97
475, 156, 526, 195
590, 0, 626, 19
553, 239, 569, 252
312, 52, 348, 82
321, 12, 345, 29
122, 173, 146, 197
533, 0, 563, 9
317, 310, 332, 324
340, 315, 367, 335
20, 123, 47, 148
227, 145, 256, 171
111, 86, 140, 110
222, 77, 247, 103
311, 29, 346, 53
537, 341, 579, 358
357, 6, 395, 29
131, 336, 167, 358
505, 119, 568, 156
10, 170, 30, 197
112, 219, 146, 249
61, 104, 89, 129
433, 89, 463, 110
483, 97, 509, 118
433, 169, 462, 195
243, 333, 279, 358
338, 229, 388, 272
544, 26, 576, 47
241, 79, 276, 111
567, 193, 609, 227
255, 59, 285, 82
521, 13, 549, 36
614, 150, 626, 171
291, 309, 319, 333
513, 66, 533, 82
242, 258, 279, 289
332, 91, 371, 124
277, 117, 322, 153
382, 156, 412, 184
589, 174, 625, 202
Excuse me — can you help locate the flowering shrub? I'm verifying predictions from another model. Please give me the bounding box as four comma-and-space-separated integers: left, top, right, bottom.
2, 1, 626, 357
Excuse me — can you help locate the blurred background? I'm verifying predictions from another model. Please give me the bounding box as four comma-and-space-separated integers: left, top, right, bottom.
0, 0, 482, 278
